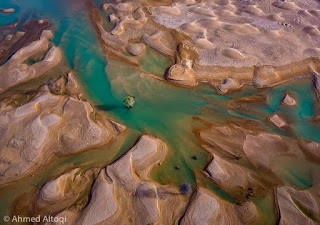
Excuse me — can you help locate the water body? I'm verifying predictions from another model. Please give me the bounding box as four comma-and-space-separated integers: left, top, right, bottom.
1, 0, 320, 223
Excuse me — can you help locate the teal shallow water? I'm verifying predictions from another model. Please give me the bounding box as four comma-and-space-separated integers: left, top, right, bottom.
1, 0, 320, 223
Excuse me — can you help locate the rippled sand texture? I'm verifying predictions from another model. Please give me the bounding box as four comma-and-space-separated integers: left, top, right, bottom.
153, 0, 320, 67
0, 73, 121, 186
99, 0, 320, 89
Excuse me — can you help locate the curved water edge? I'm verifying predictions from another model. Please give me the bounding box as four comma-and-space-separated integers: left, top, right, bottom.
1, 0, 320, 224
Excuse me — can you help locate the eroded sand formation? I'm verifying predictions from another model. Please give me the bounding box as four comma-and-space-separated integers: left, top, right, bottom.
0, 29, 62, 95
200, 121, 320, 224
0, 73, 122, 186
28, 122, 320, 224
34, 135, 190, 225
32, 135, 258, 225
95, 0, 320, 90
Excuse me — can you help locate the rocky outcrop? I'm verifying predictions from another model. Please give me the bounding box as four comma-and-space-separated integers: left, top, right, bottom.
1, 8, 15, 14
0, 30, 62, 95
253, 65, 282, 87
0, 75, 121, 186
268, 114, 287, 128
217, 78, 243, 94
104, 2, 148, 36
166, 41, 199, 87
282, 93, 296, 106
166, 63, 198, 87
126, 43, 146, 56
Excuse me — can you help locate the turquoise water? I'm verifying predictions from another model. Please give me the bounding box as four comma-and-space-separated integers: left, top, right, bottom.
1, 0, 320, 223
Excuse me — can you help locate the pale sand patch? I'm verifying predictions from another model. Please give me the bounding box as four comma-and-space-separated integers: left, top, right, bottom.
152, 0, 320, 67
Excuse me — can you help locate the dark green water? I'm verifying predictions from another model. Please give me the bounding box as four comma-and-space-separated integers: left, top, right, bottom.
1, 0, 320, 223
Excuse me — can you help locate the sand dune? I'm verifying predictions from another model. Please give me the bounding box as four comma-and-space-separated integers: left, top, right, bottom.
303, 26, 320, 36
189, 6, 215, 17
156, 6, 181, 16
309, 9, 320, 17
151, 0, 320, 69
98, 0, 320, 88
221, 48, 245, 60
193, 38, 215, 49
195, 18, 222, 29
241, 5, 265, 16
267, 13, 285, 22
272, 1, 300, 10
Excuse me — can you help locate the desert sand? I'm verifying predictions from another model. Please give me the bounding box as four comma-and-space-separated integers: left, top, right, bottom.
97, 0, 320, 91
0, 73, 122, 186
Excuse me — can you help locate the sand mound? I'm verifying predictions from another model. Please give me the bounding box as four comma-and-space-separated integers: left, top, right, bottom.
166, 64, 198, 86
309, 9, 320, 17
303, 26, 320, 36
193, 38, 215, 49
282, 93, 296, 106
222, 48, 245, 60
195, 18, 222, 29
214, 9, 235, 17
241, 5, 264, 16
272, 1, 300, 10
1, 8, 15, 14
126, 43, 146, 56
267, 13, 285, 22
269, 114, 287, 128
151, 0, 320, 69
181, 0, 197, 5
217, 78, 243, 93
115, 3, 132, 12
215, 0, 230, 6
156, 6, 181, 15
224, 23, 259, 35
179, 22, 206, 34
181, 188, 257, 225
304, 48, 320, 57
189, 6, 215, 17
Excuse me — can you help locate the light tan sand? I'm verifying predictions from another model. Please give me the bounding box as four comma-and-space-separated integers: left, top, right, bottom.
97, 0, 320, 90
152, 0, 320, 67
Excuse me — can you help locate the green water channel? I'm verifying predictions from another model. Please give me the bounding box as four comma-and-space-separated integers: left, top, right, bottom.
1, 0, 320, 224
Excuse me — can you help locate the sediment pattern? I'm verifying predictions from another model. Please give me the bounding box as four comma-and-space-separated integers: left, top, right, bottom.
37, 136, 190, 225
0, 73, 121, 186
96, 0, 320, 90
